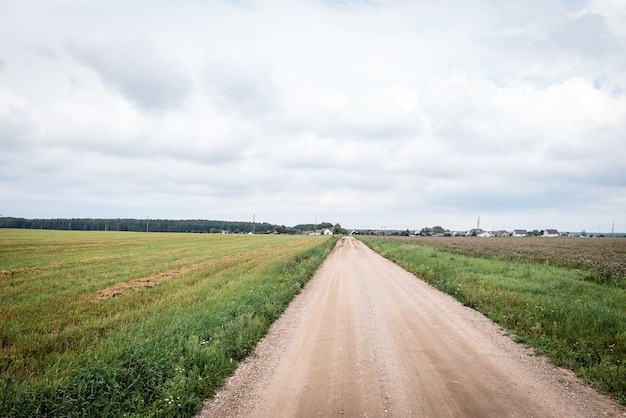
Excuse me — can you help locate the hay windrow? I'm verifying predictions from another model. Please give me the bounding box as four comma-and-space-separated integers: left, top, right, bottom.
92, 256, 235, 301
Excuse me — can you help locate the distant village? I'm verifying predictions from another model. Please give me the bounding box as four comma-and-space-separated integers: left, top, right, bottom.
411, 227, 567, 238
347, 226, 620, 238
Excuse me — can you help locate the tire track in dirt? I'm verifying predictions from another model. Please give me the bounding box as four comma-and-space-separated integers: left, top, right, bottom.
198, 237, 626, 417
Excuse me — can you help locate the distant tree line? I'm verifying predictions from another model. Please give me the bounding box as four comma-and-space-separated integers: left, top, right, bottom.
293, 222, 334, 231
417, 226, 451, 236
0, 217, 276, 234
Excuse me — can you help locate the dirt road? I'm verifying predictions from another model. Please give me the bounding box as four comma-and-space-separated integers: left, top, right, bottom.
199, 237, 625, 417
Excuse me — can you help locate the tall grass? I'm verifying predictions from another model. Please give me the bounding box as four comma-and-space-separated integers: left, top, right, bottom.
359, 237, 626, 405
392, 236, 626, 288
0, 230, 336, 417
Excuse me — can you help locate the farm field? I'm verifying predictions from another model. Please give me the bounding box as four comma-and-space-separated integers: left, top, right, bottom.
0, 229, 335, 417
391, 235, 626, 288
359, 236, 626, 406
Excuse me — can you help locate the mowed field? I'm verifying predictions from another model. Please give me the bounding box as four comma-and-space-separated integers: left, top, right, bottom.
359, 236, 626, 406
0, 229, 335, 417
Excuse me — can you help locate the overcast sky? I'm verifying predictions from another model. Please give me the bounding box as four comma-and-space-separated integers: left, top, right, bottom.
1, 0, 625, 231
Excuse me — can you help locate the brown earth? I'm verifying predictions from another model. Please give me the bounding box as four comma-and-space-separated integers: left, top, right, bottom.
93, 256, 235, 301
93, 266, 200, 301
198, 237, 626, 417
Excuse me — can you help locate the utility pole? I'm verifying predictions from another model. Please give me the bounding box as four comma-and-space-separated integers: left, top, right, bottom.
252, 213, 256, 234
146, 217, 149, 233
612, 220, 615, 237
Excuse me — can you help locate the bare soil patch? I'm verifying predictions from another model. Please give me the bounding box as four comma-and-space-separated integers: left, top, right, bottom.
93, 256, 234, 301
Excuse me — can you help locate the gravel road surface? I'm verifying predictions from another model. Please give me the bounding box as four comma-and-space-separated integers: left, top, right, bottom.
198, 237, 625, 417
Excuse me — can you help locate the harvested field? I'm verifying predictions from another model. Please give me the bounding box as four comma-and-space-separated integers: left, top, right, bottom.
0, 229, 335, 417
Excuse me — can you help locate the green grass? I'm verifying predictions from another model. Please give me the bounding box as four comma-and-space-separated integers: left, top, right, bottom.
390, 236, 626, 288
0, 229, 336, 417
359, 236, 626, 406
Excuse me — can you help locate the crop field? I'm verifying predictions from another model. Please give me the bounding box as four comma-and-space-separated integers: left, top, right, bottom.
392, 236, 626, 288
359, 236, 626, 405
0, 229, 335, 417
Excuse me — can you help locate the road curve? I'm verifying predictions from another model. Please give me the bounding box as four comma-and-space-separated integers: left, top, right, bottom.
199, 237, 625, 417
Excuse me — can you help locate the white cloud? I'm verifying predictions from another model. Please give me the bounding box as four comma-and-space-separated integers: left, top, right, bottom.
584, 0, 626, 37
0, 86, 43, 150
66, 33, 193, 110
0, 0, 624, 231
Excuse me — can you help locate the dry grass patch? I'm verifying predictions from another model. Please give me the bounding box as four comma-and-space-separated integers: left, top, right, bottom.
93, 256, 237, 301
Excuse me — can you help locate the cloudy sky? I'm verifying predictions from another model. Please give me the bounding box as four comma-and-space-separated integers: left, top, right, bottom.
1, 0, 625, 232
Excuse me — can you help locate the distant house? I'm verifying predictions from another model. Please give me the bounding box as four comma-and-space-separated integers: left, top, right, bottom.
477, 231, 493, 238
512, 229, 527, 237
493, 230, 509, 237
322, 228, 333, 235
542, 229, 559, 237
